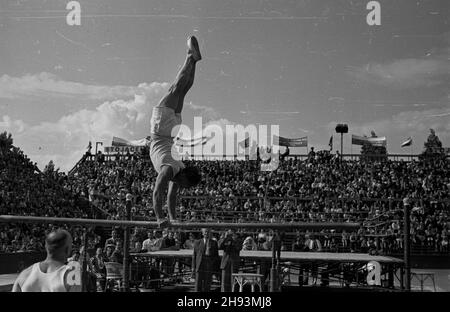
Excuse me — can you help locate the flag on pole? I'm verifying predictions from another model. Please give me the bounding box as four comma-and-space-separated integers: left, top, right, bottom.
401, 137, 413, 147
329, 136, 333, 150
238, 137, 250, 149
176, 136, 211, 147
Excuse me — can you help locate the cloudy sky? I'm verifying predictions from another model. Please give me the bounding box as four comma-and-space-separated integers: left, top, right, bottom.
0, 0, 449, 171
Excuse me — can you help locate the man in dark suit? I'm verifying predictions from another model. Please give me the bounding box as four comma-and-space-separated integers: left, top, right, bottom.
218, 229, 241, 292
192, 228, 219, 292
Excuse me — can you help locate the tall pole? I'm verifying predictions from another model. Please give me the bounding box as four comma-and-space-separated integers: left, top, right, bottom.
269, 232, 281, 292
269, 242, 277, 292
340, 133, 344, 161
122, 196, 132, 292
403, 198, 411, 291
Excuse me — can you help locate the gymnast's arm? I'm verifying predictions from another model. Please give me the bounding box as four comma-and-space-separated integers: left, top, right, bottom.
153, 166, 173, 216
167, 181, 179, 216
191, 242, 197, 277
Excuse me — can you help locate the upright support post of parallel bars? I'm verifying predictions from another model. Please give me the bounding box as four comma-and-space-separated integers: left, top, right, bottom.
400, 266, 404, 290
81, 229, 89, 292
122, 197, 132, 292
388, 264, 394, 288
269, 231, 281, 292
403, 199, 411, 291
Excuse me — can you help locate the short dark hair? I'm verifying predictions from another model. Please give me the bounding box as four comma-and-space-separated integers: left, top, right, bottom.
45, 229, 71, 255
181, 167, 201, 186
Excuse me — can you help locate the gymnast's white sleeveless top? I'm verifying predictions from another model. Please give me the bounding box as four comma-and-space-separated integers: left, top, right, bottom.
150, 106, 182, 137
149, 106, 185, 176
21, 263, 69, 292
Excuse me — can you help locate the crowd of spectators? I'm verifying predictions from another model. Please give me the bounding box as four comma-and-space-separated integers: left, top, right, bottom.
0, 135, 91, 220
1, 131, 449, 255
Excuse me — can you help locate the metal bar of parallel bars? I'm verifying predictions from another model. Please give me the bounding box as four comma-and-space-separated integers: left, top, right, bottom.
0, 215, 361, 230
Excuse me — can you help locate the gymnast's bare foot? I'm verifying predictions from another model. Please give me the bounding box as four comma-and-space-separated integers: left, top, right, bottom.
187, 36, 202, 62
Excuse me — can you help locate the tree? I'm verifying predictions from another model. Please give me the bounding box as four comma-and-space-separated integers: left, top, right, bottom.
420, 129, 445, 161
0, 132, 13, 150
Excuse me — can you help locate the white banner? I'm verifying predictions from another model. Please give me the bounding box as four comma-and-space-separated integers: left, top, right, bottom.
352, 134, 386, 147
112, 136, 149, 147
104, 146, 145, 154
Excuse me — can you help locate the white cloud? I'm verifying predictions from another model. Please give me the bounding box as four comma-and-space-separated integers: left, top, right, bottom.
4, 81, 169, 172
0, 72, 148, 101
186, 101, 220, 121
0, 115, 27, 134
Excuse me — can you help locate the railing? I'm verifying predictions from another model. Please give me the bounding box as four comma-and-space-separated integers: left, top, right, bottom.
68, 153, 88, 175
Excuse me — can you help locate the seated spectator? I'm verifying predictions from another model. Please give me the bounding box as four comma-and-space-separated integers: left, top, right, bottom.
90, 247, 107, 291
142, 231, 155, 252
147, 231, 164, 251
242, 236, 258, 251
161, 230, 179, 250
257, 233, 269, 251
304, 234, 322, 252
105, 230, 120, 249
68, 249, 80, 262
104, 244, 115, 262
329, 238, 339, 253
183, 233, 196, 250
131, 241, 143, 253
110, 242, 123, 264
292, 236, 305, 251
441, 235, 449, 252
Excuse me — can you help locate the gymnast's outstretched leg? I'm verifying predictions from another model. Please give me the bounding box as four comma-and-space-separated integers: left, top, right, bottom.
157, 36, 201, 114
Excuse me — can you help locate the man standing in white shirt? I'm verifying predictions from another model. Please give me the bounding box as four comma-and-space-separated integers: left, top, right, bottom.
12, 229, 81, 292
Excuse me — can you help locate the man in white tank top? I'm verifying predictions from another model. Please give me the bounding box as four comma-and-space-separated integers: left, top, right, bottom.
12, 229, 81, 292
149, 36, 202, 227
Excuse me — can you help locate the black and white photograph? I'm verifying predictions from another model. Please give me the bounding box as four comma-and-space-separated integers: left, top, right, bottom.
0, 0, 449, 302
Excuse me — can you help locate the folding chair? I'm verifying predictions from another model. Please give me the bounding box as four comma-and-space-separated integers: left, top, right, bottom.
105, 262, 124, 291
